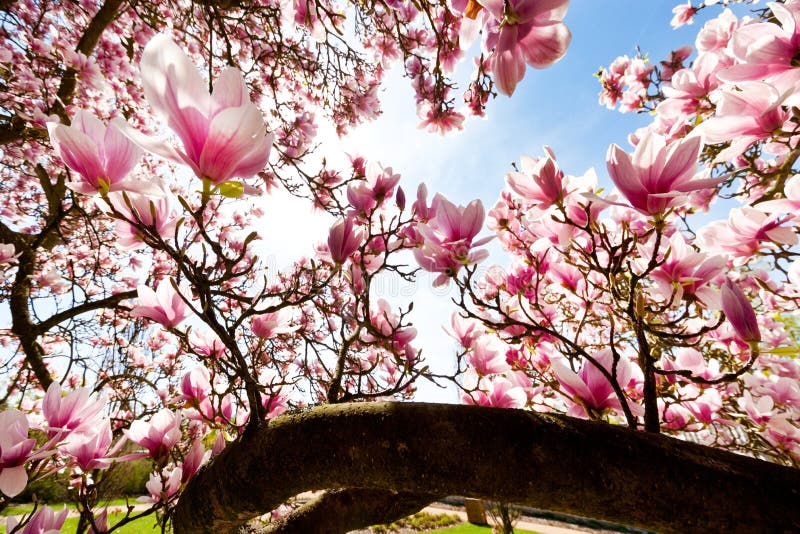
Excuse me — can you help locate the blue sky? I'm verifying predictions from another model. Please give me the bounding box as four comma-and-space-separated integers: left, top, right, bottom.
257, 1, 757, 402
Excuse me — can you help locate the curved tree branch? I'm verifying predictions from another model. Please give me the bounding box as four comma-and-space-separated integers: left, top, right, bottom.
36, 290, 136, 333
175, 402, 800, 534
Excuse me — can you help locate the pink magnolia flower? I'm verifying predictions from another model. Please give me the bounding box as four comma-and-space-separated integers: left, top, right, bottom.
649, 233, 725, 306
88, 509, 109, 534
762, 376, 800, 408
47, 110, 143, 195
685, 386, 723, 424
212, 432, 227, 456
657, 53, 725, 119
412, 183, 438, 222
108, 187, 179, 248
480, 0, 571, 95
446, 313, 484, 348
42, 382, 106, 437
698, 207, 797, 261
720, 1, 800, 92
63, 420, 120, 471
505, 147, 568, 208
181, 438, 209, 483
551, 350, 638, 418
738, 391, 774, 425
417, 105, 466, 135
696, 8, 740, 54
179, 366, 212, 406
661, 401, 693, 430
125, 409, 181, 460
263, 389, 290, 420
763, 414, 800, 453
143, 466, 182, 503
692, 82, 790, 162
363, 298, 418, 352
346, 162, 402, 214
463, 376, 527, 408
467, 336, 511, 376
720, 278, 761, 343
0, 409, 36, 497
130, 281, 193, 328
327, 216, 365, 265
251, 308, 300, 339
670, 1, 694, 29
119, 35, 273, 186
606, 131, 720, 215
414, 194, 491, 286
659, 45, 693, 80
0, 243, 20, 264
5, 505, 68, 534
190, 329, 226, 359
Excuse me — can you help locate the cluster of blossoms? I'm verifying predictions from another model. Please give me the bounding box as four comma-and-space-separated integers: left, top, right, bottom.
451, 129, 800, 461
1, 27, 499, 529
437, 1, 800, 464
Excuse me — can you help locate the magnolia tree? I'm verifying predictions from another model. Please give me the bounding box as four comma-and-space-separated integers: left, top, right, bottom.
1, 0, 800, 532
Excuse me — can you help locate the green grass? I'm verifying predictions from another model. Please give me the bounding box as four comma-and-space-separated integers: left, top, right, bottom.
430, 525, 541, 534
1, 511, 161, 534
1, 498, 137, 516
371, 510, 462, 532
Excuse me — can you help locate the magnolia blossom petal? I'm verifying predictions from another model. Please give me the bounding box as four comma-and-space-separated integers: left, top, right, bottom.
517, 21, 571, 68
102, 121, 143, 183
198, 105, 270, 184
212, 68, 249, 109
48, 123, 105, 182
140, 34, 212, 157
111, 118, 192, 171
0, 465, 27, 498
490, 26, 526, 96
720, 279, 761, 342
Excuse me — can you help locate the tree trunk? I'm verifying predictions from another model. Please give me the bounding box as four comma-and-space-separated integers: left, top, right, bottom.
174, 402, 800, 534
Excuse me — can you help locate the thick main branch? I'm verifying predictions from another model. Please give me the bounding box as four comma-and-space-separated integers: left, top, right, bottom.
175, 402, 800, 534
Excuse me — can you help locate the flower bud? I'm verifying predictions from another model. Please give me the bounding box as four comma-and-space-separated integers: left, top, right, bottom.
720, 278, 761, 343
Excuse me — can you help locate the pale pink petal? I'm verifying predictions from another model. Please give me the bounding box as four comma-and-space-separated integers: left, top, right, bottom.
111, 118, 196, 174
212, 68, 249, 109
140, 34, 212, 160
517, 21, 571, 68
491, 27, 526, 96
48, 123, 104, 181
230, 132, 273, 180
0, 465, 28, 498
72, 110, 106, 145
102, 122, 143, 183
198, 104, 269, 183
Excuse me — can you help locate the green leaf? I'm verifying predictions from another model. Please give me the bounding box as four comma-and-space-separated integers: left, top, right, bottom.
765, 346, 800, 358
218, 180, 244, 198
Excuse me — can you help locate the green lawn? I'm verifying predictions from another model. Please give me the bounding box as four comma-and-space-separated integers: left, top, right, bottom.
1, 498, 136, 516
431, 525, 541, 534
1, 511, 161, 534
2, 507, 543, 534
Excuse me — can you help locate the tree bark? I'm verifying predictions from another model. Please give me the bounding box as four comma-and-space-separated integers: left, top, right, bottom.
174, 402, 800, 534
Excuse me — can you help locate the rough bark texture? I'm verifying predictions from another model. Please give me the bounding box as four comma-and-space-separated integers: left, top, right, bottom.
174, 402, 800, 534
